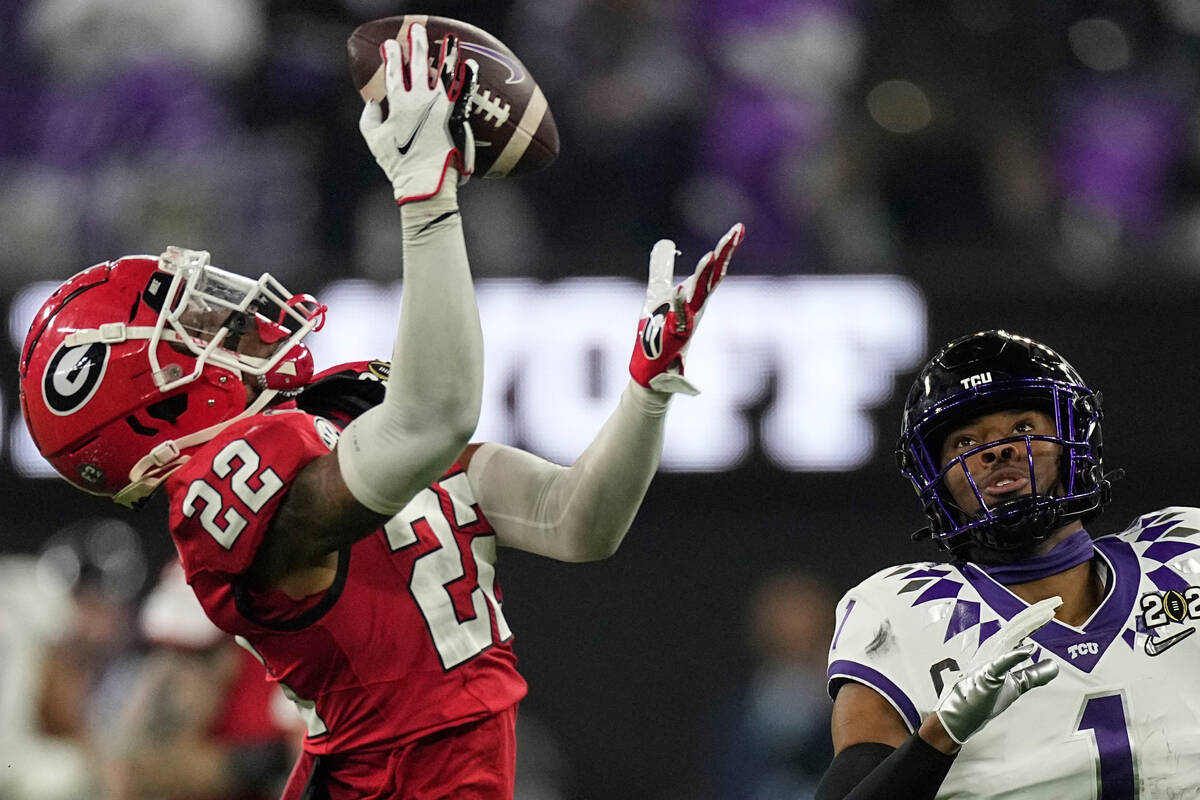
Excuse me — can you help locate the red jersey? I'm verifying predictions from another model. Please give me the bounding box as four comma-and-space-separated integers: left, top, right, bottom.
165, 367, 527, 756
210, 646, 294, 744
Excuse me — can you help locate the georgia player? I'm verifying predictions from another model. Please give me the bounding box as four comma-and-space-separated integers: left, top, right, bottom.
19, 24, 745, 800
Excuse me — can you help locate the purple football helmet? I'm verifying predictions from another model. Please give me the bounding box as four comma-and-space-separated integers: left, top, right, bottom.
896, 330, 1115, 553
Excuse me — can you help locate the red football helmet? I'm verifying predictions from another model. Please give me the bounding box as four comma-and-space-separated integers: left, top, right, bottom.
19, 247, 326, 507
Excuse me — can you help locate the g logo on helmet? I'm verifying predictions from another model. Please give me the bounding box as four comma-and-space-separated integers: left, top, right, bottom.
640, 302, 670, 360
43, 342, 110, 416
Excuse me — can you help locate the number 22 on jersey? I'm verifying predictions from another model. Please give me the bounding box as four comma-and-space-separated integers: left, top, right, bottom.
183, 439, 512, 671
384, 472, 513, 670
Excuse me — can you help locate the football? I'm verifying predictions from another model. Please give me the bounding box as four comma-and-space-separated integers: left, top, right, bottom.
347, 15, 559, 178
1163, 590, 1187, 623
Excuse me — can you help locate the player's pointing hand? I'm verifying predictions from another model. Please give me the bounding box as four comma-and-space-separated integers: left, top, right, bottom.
629, 223, 745, 395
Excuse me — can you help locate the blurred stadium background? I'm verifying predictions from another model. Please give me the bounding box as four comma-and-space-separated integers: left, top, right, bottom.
2, 1, 1199, 798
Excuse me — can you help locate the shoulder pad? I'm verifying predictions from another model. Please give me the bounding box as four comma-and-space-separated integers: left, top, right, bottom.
292, 361, 388, 423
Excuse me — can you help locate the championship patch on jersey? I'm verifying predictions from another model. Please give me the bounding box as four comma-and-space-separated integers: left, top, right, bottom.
1128, 508, 1200, 656
365, 361, 390, 381
1139, 588, 1200, 656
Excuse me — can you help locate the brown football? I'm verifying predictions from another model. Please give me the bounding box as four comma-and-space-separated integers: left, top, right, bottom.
347, 15, 559, 178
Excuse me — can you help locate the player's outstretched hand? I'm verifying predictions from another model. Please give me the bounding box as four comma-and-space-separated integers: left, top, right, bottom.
359, 23, 478, 205
934, 596, 1062, 745
629, 223, 746, 395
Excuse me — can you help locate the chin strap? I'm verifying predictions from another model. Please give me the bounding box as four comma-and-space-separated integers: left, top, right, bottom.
113, 389, 280, 509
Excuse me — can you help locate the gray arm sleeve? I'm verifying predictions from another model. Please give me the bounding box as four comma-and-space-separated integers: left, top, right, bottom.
337, 182, 484, 514
465, 382, 670, 561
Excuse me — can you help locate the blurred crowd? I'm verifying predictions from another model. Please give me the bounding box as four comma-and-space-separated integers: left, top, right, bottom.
1, 0, 1200, 293
0, 519, 302, 800
701, 569, 838, 800
0, 518, 577, 800
0, 514, 838, 800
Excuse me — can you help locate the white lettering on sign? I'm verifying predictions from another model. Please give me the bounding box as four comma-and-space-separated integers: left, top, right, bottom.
306, 276, 926, 472
6, 276, 926, 476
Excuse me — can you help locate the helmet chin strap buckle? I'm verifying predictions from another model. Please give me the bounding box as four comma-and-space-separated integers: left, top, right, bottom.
64, 322, 147, 346
113, 474, 172, 510
98, 322, 128, 343
149, 440, 182, 466
113, 440, 188, 510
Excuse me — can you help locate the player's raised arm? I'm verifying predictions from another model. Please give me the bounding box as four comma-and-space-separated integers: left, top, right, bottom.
460, 224, 745, 562
253, 26, 485, 582
338, 29, 482, 504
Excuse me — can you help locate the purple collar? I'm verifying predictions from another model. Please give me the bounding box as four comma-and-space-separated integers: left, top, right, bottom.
959, 537, 1139, 673
976, 529, 1095, 585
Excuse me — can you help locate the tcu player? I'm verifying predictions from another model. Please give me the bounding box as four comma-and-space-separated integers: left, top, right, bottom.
816, 330, 1200, 799
19, 24, 745, 800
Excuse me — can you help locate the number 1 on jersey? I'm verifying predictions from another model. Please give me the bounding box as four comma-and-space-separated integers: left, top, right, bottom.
1074, 692, 1136, 799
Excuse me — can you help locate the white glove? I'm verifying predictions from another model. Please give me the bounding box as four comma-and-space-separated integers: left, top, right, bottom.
934, 596, 1062, 745
628, 223, 745, 395
359, 23, 478, 205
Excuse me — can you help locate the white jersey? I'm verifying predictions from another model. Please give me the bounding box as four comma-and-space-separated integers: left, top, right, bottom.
827, 507, 1200, 800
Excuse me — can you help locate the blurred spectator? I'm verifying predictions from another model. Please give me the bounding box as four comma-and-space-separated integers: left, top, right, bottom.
703, 568, 837, 800
22, 0, 265, 79
2, 0, 322, 289
507, 0, 704, 278
681, 0, 882, 274
854, 1, 1200, 285
1047, 9, 1197, 284
104, 560, 301, 800
0, 519, 147, 800
0, 555, 93, 799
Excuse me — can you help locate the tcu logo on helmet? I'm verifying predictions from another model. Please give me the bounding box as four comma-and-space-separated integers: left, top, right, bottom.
43, 342, 109, 415
959, 371, 992, 390
640, 302, 670, 360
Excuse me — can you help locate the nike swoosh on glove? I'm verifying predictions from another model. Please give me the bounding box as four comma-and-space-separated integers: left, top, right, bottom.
359, 23, 478, 204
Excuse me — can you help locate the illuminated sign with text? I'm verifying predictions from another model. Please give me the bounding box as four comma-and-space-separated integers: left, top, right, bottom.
6, 276, 925, 477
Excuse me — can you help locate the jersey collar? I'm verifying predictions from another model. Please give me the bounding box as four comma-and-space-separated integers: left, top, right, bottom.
960, 537, 1139, 673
